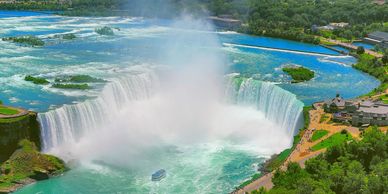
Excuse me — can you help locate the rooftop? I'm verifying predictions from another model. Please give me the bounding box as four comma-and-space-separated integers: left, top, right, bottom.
358, 105, 388, 115
325, 96, 346, 107
368, 31, 388, 41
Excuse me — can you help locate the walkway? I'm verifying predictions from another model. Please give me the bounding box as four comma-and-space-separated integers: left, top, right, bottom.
321, 38, 383, 58
235, 103, 360, 194
223, 43, 341, 57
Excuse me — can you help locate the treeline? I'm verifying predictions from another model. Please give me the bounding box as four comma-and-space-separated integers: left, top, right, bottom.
353, 53, 388, 96
1, 0, 388, 42
255, 127, 388, 194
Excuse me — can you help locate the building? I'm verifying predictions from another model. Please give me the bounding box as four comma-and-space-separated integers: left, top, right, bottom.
373, 0, 385, 5
323, 94, 346, 113
316, 22, 349, 31
324, 95, 388, 126
364, 31, 388, 48
329, 22, 349, 28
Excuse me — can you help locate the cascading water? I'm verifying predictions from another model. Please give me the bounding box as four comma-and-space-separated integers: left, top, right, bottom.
38, 71, 159, 150
39, 71, 304, 153
225, 74, 304, 137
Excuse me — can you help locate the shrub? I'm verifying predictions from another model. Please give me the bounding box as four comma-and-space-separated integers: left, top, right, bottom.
356, 46, 365, 55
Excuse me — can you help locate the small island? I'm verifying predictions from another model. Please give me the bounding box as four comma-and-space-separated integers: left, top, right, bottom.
25, 75, 49, 85
2, 36, 45, 47
52, 83, 91, 90
51, 33, 76, 40
95, 26, 114, 36
55, 75, 106, 83
282, 66, 315, 83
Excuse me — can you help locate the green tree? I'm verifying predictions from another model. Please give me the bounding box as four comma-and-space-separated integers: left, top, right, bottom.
382, 54, 388, 65
357, 46, 365, 55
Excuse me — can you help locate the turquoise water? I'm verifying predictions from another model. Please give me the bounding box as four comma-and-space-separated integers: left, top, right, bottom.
0, 11, 379, 194
353, 42, 375, 50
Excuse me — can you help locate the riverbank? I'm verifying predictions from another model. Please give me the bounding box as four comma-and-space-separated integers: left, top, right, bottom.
0, 104, 66, 193
0, 140, 66, 194
235, 51, 387, 193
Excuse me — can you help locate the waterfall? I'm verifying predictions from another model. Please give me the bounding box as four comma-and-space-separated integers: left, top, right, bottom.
225, 75, 304, 137
39, 72, 304, 151
38, 72, 159, 150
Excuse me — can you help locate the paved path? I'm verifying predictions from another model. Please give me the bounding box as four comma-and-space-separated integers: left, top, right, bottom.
322, 38, 383, 58
235, 103, 360, 194
0, 106, 29, 119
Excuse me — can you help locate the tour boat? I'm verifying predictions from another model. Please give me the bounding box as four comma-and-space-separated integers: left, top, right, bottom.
151, 169, 166, 181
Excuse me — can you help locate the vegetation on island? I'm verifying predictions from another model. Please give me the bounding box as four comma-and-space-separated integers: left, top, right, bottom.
95, 26, 114, 36
255, 127, 388, 194
25, 74, 103, 90
24, 75, 49, 85
52, 83, 91, 90
282, 66, 314, 83
0, 140, 66, 192
55, 75, 105, 83
62, 33, 76, 40
2, 36, 44, 47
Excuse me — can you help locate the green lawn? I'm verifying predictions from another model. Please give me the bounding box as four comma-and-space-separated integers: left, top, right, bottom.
311, 129, 329, 142
311, 131, 353, 151
380, 94, 388, 104
319, 114, 329, 123
0, 115, 29, 124
0, 107, 19, 115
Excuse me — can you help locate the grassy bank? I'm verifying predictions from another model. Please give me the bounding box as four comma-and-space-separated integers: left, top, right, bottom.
311, 130, 353, 151
236, 105, 311, 190
0, 140, 66, 192
353, 53, 388, 97
258, 127, 388, 194
0, 107, 19, 115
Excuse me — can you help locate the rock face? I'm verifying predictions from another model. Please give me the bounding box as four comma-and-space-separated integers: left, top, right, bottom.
0, 140, 66, 193
0, 112, 41, 163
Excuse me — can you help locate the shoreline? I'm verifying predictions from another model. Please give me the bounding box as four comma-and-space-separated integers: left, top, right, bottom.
234, 50, 385, 193
0, 10, 384, 194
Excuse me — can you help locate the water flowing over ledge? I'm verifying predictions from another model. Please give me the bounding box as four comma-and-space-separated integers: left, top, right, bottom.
39, 72, 304, 151
38, 72, 159, 150
225, 75, 304, 137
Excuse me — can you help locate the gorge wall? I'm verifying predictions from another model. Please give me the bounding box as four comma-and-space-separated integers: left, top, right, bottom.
0, 113, 41, 162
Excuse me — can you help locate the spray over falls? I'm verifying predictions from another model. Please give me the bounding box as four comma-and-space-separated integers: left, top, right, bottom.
37, 17, 304, 169
38, 71, 304, 161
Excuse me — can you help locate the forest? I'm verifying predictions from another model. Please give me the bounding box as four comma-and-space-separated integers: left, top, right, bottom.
1, 0, 387, 43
